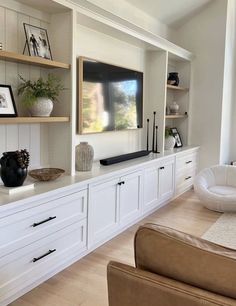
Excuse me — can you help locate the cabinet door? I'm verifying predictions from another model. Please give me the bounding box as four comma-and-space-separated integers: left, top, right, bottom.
143, 166, 159, 213
119, 171, 142, 225
158, 158, 175, 204
89, 178, 119, 246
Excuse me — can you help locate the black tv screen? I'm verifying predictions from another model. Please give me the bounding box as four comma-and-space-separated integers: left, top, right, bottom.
79, 57, 143, 134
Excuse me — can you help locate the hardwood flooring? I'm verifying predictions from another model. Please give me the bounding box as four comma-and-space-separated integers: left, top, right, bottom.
10, 190, 221, 306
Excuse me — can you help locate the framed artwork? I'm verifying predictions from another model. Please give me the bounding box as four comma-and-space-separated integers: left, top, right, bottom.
23, 23, 53, 60
170, 127, 183, 148
0, 85, 17, 117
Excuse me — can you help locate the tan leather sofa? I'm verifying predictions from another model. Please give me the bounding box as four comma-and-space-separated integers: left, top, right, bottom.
107, 224, 236, 306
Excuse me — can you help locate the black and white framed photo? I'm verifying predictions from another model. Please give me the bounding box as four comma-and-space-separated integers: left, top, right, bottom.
0, 85, 17, 117
23, 23, 53, 60
170, 127, 183, 148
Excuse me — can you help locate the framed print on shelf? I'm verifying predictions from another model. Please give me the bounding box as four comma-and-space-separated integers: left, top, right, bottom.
23, 23, 53, 60
0, 85, 17, 117
170, 127, 183, 148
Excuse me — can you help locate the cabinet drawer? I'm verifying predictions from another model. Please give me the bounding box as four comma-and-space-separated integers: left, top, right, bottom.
0, 220, 87, 301
176, 152, 198, 172
0, 189, 87, 257
176, 167, 196, 195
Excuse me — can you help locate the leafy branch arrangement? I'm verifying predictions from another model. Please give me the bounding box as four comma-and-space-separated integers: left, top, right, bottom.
165, 127, 173, 138
18, 74, 64, 108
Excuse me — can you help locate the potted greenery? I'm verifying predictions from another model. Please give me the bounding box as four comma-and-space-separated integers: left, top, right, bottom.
165, 127, 176, 150
18, 74, 64, 117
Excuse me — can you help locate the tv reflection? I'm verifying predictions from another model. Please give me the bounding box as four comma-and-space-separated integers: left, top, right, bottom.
83, 80, 141, 133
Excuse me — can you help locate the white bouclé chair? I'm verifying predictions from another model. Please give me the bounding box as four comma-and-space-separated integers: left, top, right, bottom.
194, 165, 236, 212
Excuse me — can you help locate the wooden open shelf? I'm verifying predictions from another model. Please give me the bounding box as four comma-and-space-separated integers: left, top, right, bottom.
165, 114, 188, 119
167, 84, 189, 91
0, 117, 70, 124
0, 50, 70, 69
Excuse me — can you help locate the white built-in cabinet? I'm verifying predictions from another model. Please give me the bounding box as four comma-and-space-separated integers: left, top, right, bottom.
0, 147, 199, 305
89, 170, 142, 247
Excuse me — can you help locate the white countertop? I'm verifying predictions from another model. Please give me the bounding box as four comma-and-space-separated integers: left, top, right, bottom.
0, 146, 199, 210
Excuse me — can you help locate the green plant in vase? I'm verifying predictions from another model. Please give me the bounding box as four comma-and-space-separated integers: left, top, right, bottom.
18, 74, 64, 117
165, 127, 176, 150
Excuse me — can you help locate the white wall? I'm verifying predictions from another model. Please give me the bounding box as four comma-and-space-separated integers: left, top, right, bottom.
174, 0, 228, 169
220, 0, 236, 164
76, 24, 145, 160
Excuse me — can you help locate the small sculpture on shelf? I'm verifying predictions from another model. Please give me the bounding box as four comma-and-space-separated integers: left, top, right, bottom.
169, 101, 180, 115
76, 142, 94, 171
167, 72, 179, 86
0, 149, 30, 187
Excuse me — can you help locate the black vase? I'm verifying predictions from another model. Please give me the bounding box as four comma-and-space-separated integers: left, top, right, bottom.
0, 151, 28, 187
168, 72, 179, 86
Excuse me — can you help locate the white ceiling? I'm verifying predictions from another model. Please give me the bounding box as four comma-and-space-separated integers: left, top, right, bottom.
124, 0, 213, 27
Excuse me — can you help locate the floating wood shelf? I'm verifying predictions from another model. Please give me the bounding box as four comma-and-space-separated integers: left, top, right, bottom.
0, 50, 70, 69
167, 84, 189, 91
0, 117, 70, 124
165, 114, 188, 119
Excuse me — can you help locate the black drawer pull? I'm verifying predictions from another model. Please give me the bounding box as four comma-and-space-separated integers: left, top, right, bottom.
32, 216, 56, 227
185, 176, 192, 180
33, 249, 56, 262
118, 181, 125, 185
160, 166, 165, 170
186, 161, 192, 164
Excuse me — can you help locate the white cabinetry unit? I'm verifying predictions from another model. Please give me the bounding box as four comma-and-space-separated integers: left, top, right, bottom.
0, 188, 88, 306
89, 170, 142, 247
175, 150, 198, 196
143, 166, 159, 213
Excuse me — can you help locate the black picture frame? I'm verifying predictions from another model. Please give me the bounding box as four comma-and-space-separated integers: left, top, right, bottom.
23, 23, 53, 60
0, 85, 17, 117
170, 127, 183, 148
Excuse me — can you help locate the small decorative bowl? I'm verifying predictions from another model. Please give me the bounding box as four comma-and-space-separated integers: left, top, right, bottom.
29, 168, 65, 181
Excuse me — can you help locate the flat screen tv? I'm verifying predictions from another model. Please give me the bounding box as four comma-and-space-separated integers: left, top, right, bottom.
78, 57, 143, 134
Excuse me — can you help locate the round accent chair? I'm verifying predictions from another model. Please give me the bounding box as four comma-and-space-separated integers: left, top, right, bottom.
194, 165, 236, 212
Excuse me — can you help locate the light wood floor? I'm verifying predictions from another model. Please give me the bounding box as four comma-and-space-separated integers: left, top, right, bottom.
11, 190, 221, 306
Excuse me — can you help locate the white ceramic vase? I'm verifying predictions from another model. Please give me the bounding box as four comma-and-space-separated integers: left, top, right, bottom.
169, 101, 179, 115
29, 97, 53, 117
76, 142, 94, 171
165, 136, 176, 150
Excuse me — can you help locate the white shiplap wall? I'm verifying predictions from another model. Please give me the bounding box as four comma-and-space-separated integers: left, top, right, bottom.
0, 4, 50, 168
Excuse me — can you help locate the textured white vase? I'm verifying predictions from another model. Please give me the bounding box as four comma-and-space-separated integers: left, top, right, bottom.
165, 136, 176, 150
169, 101, 179, 115
29, 97, 53, 117
76, 142, 94, 171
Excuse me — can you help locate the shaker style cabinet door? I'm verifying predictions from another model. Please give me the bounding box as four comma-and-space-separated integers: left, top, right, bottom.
158, 158, 175, 204
88, 178, 120, 246
143, 166, 159, 213
119, 171, 142, 225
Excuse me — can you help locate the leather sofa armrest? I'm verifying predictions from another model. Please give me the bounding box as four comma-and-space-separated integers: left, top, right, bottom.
107, 261, 236, 306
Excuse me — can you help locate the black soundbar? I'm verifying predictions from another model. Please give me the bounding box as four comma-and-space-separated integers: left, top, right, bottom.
100, 150, 151, 166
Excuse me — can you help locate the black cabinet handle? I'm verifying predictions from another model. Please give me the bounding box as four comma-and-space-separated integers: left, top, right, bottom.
118, 181, 125, 185
185, 176, 192, 180
32, 216, 56, 227
186, 161, 192, 164
160, 166, 165, 170
32, 249, 56, 262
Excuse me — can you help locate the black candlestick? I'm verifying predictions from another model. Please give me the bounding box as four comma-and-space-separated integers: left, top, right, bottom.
146, 119, 149, 151
152, 112, 156, 152
155, 125, 160, 153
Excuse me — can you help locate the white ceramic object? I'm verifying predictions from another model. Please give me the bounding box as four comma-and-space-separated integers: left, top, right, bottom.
76, 142, 94, 171
29, 98, 53, 117
164, 136, 176, 150
169, 101, 179, 114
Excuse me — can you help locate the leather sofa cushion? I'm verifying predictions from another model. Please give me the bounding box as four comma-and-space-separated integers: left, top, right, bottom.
135, 224, 236, 299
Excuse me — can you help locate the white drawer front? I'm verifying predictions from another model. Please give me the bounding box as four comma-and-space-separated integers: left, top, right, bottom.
176, 152, 197, 172
0, 220, 87, 302
176, 167, 196, 195
0, 189, 87, 257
